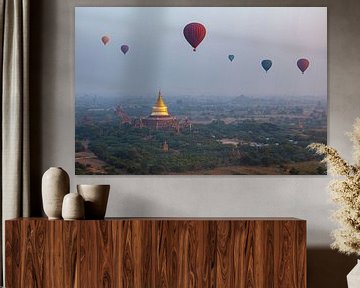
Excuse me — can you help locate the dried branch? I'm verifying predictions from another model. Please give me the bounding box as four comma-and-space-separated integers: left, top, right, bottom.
307, 118, 360, 256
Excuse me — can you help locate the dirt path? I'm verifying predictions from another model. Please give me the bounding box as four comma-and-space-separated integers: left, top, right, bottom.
75, 151, 108, 174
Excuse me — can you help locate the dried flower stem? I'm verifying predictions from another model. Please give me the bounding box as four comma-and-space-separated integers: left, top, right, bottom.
308, 118, 360, 256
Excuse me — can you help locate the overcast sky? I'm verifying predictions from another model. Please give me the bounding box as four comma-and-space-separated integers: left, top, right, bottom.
75, 7, 327, 99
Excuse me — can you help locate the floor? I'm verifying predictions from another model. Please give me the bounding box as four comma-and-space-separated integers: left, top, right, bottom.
308, 248, 357, 288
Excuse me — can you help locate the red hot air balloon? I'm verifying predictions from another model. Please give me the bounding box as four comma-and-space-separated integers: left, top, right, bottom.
297, 58, 310, 74
183, 22, 206, 52
121, 45, 129, 55
101, 36, 110, 45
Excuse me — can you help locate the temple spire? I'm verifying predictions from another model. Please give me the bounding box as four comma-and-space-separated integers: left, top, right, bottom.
151, 90, 170, 117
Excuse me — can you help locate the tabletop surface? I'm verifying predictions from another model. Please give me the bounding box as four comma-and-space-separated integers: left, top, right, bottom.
6, 217, 305, 221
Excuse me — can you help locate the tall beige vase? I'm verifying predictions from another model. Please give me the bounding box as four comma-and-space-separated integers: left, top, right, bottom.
42, 167, 70, 219
77, 184, 110, 219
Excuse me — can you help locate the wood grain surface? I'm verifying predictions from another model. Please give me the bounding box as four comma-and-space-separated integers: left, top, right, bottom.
6, 218, 306, 287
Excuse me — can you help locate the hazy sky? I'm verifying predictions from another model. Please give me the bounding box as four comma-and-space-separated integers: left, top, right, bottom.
75, 7, 327, 99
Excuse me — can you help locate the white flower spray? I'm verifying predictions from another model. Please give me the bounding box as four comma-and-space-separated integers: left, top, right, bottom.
308, 118, 360, 255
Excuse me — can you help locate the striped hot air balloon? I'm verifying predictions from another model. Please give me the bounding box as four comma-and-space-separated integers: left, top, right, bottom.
183, 22, 206, 52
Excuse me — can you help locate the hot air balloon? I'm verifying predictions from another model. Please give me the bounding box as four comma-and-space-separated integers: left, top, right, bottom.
261, 59, 272, 72
183, 22, 206, 52
101, 36, 110, 45
121, 45, 129, 55
228, 55, 235, 62
297, 58, 310, 74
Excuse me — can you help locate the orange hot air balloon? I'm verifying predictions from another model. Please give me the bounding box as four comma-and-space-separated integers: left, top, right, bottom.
101, 36, 110, 45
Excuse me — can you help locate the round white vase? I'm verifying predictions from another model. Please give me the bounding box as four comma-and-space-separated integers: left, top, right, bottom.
42, 167, 70, 219
62, 192, 85, 220
347, 259, 360, 288
77, 184, 110, 219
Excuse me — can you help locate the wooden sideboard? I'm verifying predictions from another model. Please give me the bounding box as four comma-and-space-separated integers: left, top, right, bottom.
5, 218, 306, 287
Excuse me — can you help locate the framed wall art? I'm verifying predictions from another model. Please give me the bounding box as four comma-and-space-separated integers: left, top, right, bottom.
75, 7, 327, 175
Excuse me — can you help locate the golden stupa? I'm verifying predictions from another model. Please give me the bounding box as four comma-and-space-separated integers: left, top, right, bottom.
150, 91, 169, 117
141, 90, 179, 131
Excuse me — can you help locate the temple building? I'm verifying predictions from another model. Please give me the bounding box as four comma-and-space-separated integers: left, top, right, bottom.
141, 91, 179, 131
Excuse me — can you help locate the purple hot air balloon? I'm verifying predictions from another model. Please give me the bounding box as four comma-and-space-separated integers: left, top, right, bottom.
183, 22, 206, 52
121, 45, 129, 55
297, 58, 310, 74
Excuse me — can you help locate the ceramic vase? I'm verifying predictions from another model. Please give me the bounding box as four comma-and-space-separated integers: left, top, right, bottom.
42, 167, 70, 219
347, 259, 360, 288
62, 192, 85, 220
77, 184, 110, 219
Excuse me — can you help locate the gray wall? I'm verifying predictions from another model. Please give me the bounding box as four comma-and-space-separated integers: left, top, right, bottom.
29, 1, 360, 285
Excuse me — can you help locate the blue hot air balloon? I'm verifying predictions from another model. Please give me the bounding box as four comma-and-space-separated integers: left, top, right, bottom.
261, 60, 272, 72
228, 55, 235, 62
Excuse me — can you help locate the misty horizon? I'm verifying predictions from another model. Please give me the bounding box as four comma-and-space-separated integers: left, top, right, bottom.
76, 92, 327, 101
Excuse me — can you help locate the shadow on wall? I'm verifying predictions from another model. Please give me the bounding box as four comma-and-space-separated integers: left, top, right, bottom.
308, 248, 357, 288
29, 0, 47, 216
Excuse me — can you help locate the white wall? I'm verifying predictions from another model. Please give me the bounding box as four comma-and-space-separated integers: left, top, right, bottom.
32, 0, 360, 247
